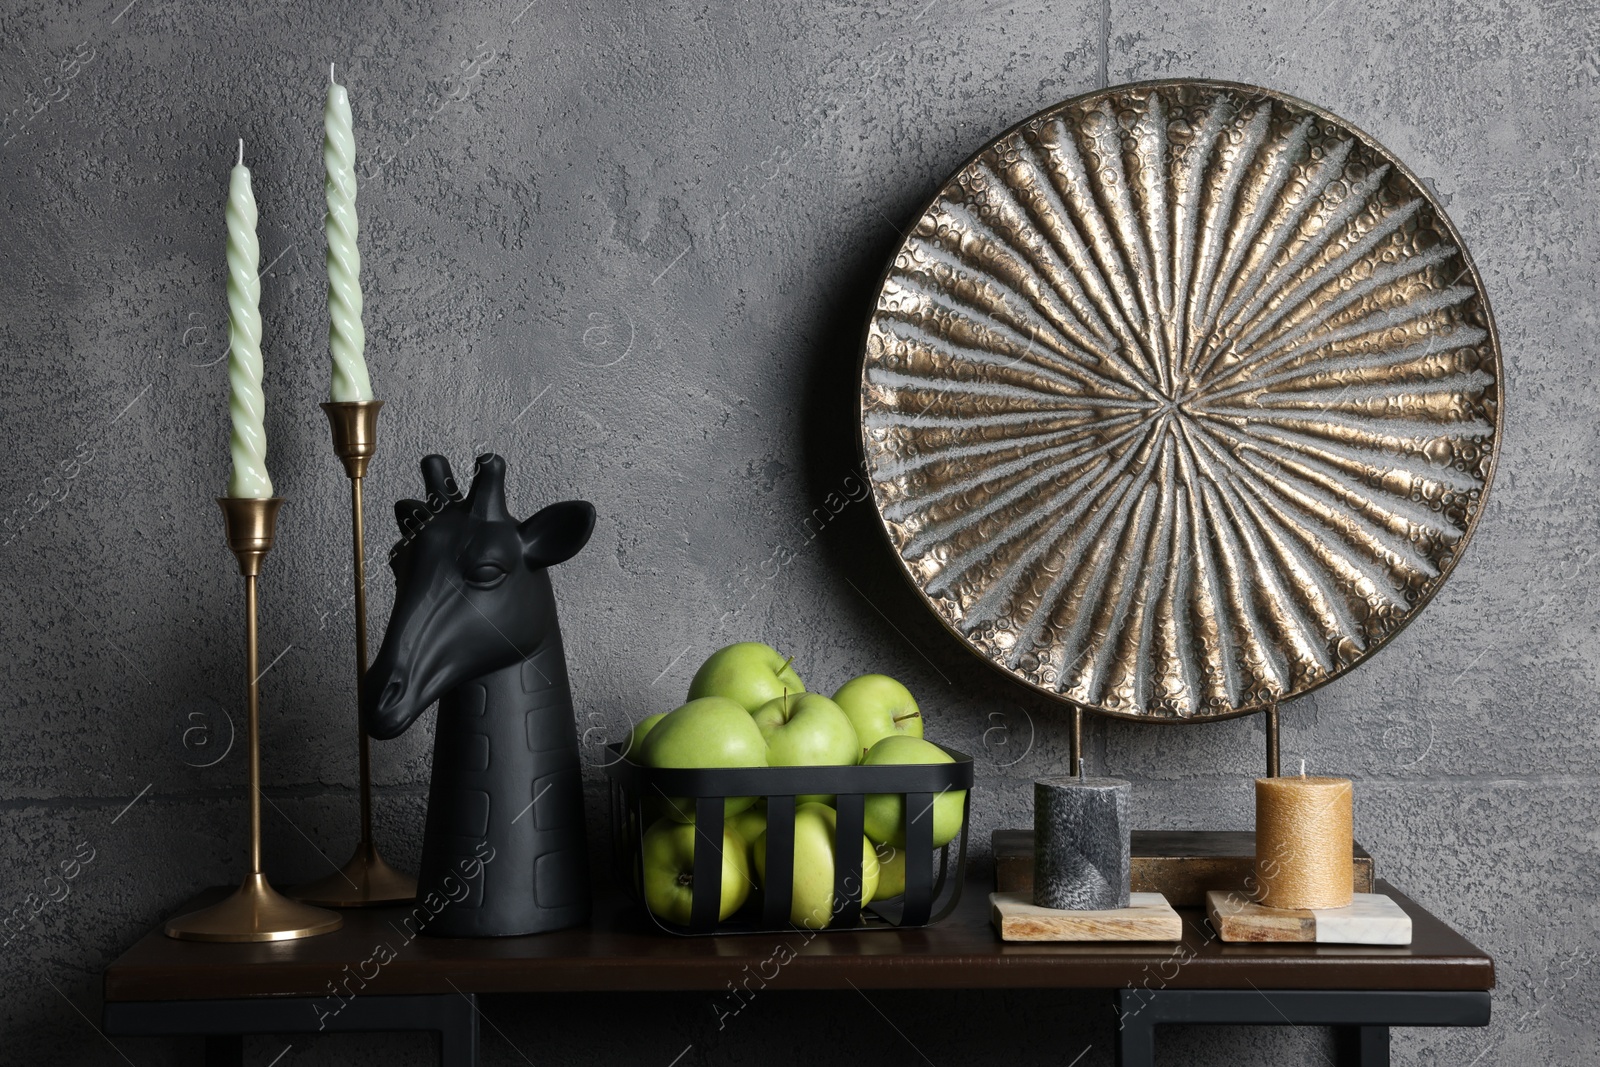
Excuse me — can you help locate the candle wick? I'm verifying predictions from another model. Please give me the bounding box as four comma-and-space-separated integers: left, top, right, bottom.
329, 61, 335, 84
1300, 758, 1307, 778
1077, 757, 1084, 780
237, 138, 243, 166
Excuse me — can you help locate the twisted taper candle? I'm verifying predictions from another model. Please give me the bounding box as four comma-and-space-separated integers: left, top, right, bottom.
226, 140, 274, 499
324, 65, 372, 402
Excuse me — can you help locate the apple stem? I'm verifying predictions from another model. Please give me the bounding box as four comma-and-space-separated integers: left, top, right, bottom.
892, 712, 920, 723
778, 653, 795, 676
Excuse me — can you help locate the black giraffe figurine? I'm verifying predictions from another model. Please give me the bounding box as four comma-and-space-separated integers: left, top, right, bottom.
363, 453, 595, 937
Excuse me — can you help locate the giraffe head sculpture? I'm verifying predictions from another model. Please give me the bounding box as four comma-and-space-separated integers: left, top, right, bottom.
362, 453, 595, 741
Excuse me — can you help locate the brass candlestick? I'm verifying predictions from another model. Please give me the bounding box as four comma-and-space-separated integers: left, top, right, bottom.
166, 498, 344, 942
293, 401, 416, 907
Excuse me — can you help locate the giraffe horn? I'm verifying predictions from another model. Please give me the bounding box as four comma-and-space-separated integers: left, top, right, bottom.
419, 454, 460, 505
466, 454, 510, 519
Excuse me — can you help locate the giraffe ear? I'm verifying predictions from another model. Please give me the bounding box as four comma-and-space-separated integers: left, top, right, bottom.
394, 498, 430, 533
519, 501, 595, 568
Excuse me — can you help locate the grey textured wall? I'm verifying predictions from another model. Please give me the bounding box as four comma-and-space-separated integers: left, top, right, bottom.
0, 0, 1592, 1063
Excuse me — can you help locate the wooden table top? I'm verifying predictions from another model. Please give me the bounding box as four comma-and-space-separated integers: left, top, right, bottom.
104, 875, 1493, 1002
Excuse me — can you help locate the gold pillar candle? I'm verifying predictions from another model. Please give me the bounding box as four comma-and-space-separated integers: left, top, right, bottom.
1253, 772, 1353, 910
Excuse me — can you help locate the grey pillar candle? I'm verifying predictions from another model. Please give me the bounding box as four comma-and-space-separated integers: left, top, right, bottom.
1033, 775, 1131, 911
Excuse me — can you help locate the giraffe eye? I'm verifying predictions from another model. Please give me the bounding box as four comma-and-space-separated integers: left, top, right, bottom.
465, 562, 508, 588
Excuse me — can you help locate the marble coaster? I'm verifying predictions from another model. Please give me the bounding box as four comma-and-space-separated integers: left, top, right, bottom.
990, 891, 1181, 942
1206, 891, 1412, 945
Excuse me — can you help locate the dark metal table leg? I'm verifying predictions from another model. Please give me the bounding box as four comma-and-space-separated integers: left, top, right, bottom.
106, 993, 479, 1067
1114, 1005, 1155, 1067
439, 993, 479, 1067
202, 1034, 242, 1067
1113, 989, 1482, 1066
1115, 989, 1167, 1067
1335, 1025, 1390, 1066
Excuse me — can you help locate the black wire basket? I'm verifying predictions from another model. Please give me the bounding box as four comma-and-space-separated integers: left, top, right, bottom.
604, 742, 973, 935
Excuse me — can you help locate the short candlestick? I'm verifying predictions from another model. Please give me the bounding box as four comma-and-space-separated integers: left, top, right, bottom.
166, 498, 344, 941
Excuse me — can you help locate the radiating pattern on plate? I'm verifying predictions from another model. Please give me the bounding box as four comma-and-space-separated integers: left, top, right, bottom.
860, 80, 1501, 721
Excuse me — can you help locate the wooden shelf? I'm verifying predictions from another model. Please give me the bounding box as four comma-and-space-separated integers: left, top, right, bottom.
104, 871, 1492, 1002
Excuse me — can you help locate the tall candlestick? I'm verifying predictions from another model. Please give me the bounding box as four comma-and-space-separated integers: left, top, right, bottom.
1253, 767, 1353, 910
291, 401, 417, 908
324, 64, 373, 402
226, 139, 273, 499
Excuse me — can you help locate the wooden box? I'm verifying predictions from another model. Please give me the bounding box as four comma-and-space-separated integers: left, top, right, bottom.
992, 829, 1374, 908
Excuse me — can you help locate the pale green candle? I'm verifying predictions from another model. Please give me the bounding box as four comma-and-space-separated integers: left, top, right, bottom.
226, 139, 274, 499
325, 64, 373, 402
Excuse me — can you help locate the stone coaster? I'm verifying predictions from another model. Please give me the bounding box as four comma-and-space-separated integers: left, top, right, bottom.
1206, 891, 1412, 945
990, 891, 1181, 942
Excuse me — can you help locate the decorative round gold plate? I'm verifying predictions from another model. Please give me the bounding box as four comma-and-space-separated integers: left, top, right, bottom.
859, 80, 1502, 722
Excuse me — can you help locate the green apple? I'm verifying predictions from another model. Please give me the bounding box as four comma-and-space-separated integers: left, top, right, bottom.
751, 692, 859, 803
640, 697, 768, 821
728, 802, 767, 869
624, 712, 666, 761
688, 642, 805, 712
754, 801, 880, 930
728, 802, 768, 846
871, 843, 906, 902
641, 817, 751, 925
832, 674, 923, 759
861, 735, 965, 848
